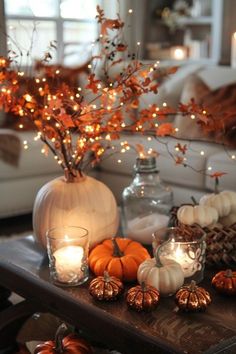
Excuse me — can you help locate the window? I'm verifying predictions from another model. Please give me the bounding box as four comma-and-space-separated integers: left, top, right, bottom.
4, 0, 100, 66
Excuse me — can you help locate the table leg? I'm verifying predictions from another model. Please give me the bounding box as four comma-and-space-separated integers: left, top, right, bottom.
0, 300, 40, 353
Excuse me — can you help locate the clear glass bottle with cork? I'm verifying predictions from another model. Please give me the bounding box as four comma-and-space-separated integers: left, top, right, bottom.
122, 155, 173, 245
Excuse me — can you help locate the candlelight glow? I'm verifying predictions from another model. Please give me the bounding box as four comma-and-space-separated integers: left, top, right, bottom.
170, 46, 187, 60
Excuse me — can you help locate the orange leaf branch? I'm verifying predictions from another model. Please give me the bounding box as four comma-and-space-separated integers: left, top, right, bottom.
0, 6, 233, 178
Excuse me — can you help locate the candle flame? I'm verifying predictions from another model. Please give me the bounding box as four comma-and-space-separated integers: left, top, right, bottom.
175, 244, 184, 259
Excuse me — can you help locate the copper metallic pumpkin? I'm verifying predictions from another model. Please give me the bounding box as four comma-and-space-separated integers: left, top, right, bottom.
126, 283, 160, 312
89, 271, 124, 301
89, 237, 150, 282
34, 324, 92, 354
211, 269, 236, 296
175, 280, 211, 312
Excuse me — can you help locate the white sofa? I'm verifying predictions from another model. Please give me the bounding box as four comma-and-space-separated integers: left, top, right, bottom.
1, 63, 236, 217
0, 131, 62, 218
96, 63, 236, 205
96, 135, 236, 206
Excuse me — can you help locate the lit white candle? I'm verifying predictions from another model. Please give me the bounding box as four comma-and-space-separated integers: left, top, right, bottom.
54, 245, 84, 283
127, 213, 169, 244
163, 241, 197, 278
231, 32, 236, 68
169, 244, 195, 277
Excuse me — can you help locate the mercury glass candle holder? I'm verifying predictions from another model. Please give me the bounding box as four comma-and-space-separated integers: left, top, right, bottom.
46, 226, 89, 287
152, 227, 206, 283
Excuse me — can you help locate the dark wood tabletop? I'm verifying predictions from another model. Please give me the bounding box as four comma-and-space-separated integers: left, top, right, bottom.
0, 236, 235, 354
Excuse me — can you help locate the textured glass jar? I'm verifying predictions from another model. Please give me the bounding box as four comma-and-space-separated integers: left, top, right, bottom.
46, 226, 89, 287
122, 156, 173, 245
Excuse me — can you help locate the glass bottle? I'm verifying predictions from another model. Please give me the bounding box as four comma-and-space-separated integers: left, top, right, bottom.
121, 156, 173, 245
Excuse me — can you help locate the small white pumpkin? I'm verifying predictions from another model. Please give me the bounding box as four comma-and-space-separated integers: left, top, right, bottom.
177, 205, 218, 227
221, 191, 236, 213
199, 190, 236, 218
137, 251, 184, 296
219, 212, 236, 227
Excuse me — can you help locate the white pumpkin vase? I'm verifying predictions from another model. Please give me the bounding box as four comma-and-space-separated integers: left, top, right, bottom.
33, 174, 119, 248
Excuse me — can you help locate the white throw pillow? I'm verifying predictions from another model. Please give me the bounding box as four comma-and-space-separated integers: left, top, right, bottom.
138, 84, 169, 110
163, 63, 204, 106
197, 66, 236, 90
139, 63, 204, 112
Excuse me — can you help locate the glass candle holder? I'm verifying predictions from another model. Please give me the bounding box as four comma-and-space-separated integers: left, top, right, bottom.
152, 227, 206, 283
46, 226, 89, 287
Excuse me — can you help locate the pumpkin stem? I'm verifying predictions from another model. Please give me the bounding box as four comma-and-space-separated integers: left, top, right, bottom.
112, 238, 124, 257
55, 323, 67, 353
141, 282, 147, 292
103, 271, 111, 282
225, 269, 233, 278
154, 246, 164, 268
214, 177, 220, 194
189, 280, 197, 292
191, 196, 198, 205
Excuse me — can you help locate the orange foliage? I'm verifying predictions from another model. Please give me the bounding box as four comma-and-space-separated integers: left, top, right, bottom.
210, 172, 227, 178
0, 7, 209, 178
156, 123, 174, 136
175, 143, 188, 154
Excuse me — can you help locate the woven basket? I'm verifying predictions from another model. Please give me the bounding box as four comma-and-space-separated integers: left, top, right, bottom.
169, 207, 236, 269
204, 223, 236, 268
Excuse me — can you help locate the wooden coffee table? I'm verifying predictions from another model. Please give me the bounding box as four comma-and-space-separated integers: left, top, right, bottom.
0, 236, 235, 354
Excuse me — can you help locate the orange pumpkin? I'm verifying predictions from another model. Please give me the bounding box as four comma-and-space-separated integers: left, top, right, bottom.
34, 324, 92, 354
89, 237, 150, 281
212, 269, 236, 295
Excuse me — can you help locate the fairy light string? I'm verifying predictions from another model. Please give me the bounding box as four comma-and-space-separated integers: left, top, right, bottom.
0, 5, 235, 179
